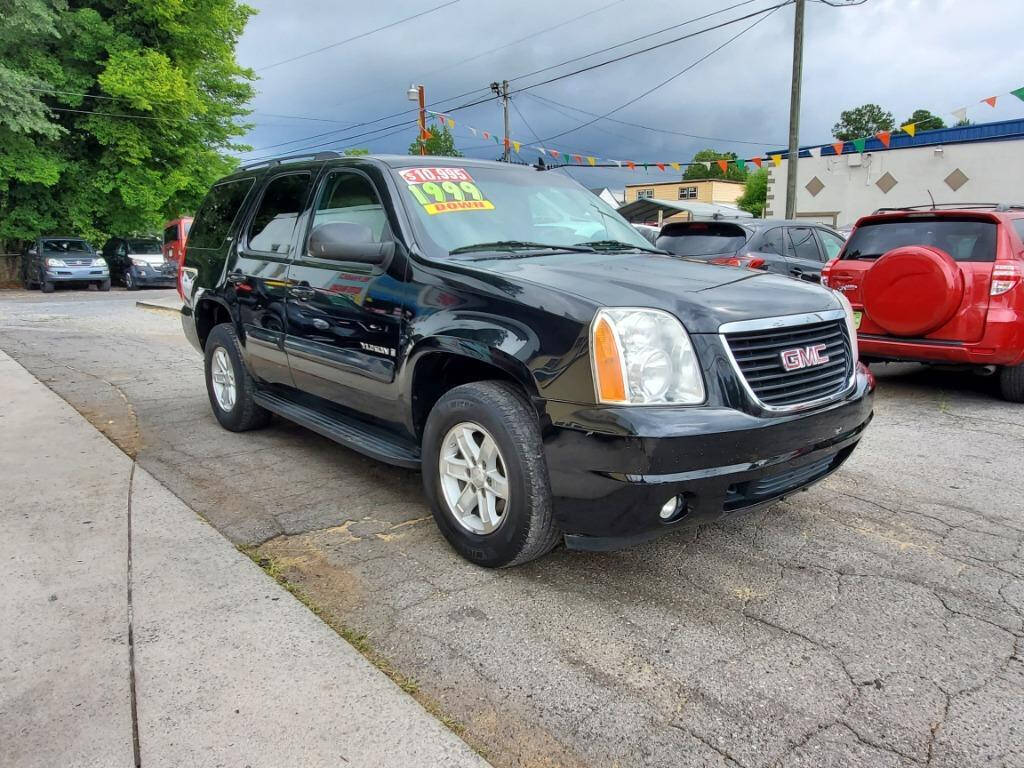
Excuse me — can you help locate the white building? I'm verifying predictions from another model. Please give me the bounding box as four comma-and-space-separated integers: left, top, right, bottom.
766, 118, 1024, 228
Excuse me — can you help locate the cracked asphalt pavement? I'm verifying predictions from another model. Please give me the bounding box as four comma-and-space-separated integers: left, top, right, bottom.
2, 287, 1022, 768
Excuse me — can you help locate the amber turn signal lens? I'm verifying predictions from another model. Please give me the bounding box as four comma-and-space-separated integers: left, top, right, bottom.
593, 316, 626, 403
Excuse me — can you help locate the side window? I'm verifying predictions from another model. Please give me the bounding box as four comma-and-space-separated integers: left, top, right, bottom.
308, 170, 389, 244
1012, 219, 1024, 244
758, 228, 786, 255
163, 225, 178, 244
787, 227, 823, 262
817, 229, 845, 261
188, 178, 256, 250
246, 173, 311, 254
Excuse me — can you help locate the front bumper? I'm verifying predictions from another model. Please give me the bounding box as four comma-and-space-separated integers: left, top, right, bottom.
45, 266, 108, 282
542, 370, 874, 550
129, 265, 177, 286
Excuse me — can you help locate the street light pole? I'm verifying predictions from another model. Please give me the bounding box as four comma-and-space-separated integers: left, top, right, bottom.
491, 80, 511, 162
785, 0, 805, 219
407, 84, 427, 155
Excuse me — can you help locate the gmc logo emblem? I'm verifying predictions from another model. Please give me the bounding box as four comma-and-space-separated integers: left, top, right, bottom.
780, 344, 830, 371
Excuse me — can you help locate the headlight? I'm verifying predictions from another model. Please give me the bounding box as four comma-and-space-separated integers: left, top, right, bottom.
92, 258, 107, 267
131, 258, 149, 267
832, 290, 860, 363
45, 257, 66, 267
591, 308, 705, 405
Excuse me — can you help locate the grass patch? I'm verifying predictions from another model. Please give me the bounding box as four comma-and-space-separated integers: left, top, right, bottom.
238, 546, 490, 750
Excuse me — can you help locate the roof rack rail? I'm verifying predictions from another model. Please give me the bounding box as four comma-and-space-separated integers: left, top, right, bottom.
239, 150, 342, 172
872, 203, 1024, 214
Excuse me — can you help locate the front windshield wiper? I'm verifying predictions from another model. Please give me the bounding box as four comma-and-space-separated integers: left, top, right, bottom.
578, 239, 666, 254
449, 240, 596, 255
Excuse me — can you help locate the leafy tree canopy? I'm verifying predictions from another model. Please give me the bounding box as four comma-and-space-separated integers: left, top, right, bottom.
682, 148, 746, 181
900, 109, 945, 132
408, 120, 462, 157
0, 0, 256, 246
737, 168, 767, 218
832, 103, 894, 141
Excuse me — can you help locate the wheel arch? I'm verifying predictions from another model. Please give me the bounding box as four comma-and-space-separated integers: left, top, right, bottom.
194, 295, 236, 351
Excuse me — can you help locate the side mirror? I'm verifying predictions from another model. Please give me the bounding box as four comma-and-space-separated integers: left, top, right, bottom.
308, 222, 393, 265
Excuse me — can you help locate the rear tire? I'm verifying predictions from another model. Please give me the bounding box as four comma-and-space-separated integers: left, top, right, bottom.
1000, 364, 1024, 403
204, 323, 271, 432
422, 381, 560, 568
99, 279, 111, 292
124, 271, 138, 290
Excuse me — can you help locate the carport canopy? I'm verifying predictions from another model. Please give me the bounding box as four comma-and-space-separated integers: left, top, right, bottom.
617, 198, 753, 224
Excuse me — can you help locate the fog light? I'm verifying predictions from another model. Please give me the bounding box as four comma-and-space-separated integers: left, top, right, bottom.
659, 496, 683, 521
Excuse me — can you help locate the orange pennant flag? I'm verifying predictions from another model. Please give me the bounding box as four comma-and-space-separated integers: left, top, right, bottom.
831, 141, 844, 155
549, 149, 560, 159
900, 123, 916, 137
422, 129, 433, 140
876, 131, 891, 148
656, 162, 665, 171
625, 161, 636, 170
771, 154, 782, 167
573, 154, 583, 165
482, 131, 490, 140
983, 96, 997, 108
716, 159, 729, 173
750, 156, 762, 168
503, 138, 510, 149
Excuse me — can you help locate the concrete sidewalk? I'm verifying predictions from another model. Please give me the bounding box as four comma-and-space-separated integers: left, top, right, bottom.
0, 350, 488, 768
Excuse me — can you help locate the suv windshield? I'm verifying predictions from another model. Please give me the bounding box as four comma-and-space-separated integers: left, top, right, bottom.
128, 239, 162, 255
656, 222, 749, 256
393, 165, 654, 256
43, 239, 91, 253
843, 217, 998, 262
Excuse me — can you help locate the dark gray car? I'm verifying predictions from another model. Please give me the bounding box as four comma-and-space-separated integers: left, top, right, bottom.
656, 219, 847, 282
22, 236, 110, 293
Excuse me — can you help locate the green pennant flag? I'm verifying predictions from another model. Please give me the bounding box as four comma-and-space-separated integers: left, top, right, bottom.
852, 137, 867, 153
734, 157, 746, 172
1012, 86, 1024, 102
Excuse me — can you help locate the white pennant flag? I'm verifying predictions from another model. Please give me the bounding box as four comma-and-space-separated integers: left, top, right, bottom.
702, 161, 712, 170
952, 107, 968, 123
808, 146, 822, 158
468, 126, 477, 136
536, 147, 546, 155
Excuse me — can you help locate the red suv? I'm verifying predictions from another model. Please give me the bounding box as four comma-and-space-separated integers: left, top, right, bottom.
823, 205, 1024, 402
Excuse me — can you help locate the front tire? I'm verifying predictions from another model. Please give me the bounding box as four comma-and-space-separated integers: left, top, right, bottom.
204, 323, 271, 432
422, 381, 560, 568
124, 270, 138, 290
99, 279, 111, 292
1000, 363, 1024, 403
41, 274, 54, 293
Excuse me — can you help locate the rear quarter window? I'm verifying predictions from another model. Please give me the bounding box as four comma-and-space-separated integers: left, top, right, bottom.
656, 222, 749, 257
187, 178, 256, 250
843, 217, 997, 262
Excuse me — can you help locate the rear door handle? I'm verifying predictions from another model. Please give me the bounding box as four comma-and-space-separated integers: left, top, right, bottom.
226, 272, 246, 285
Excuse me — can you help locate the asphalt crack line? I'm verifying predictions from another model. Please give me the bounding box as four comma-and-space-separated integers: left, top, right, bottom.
127, 460, 141, 768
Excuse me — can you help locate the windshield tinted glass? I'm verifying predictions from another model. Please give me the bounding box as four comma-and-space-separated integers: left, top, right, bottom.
393, 165, 652, 255
843, 217, 998, 262
43, 239, 91, 253
128, 239, 162, 254
656, 222, 748, 256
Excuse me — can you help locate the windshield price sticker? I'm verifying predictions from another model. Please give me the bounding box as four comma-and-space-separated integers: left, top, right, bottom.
401, 167, 495, 215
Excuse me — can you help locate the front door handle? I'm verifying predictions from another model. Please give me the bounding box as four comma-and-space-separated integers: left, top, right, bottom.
289, 285, 315, 300
226, 271, 246, 285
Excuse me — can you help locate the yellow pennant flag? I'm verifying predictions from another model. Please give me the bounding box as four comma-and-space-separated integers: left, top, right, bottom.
587, 156, 596, 166
447, 118, 455, 128
771, 154, 782, 167
512, 140, 521, 153
669, 162, 681, 171
901, 123, 916, 137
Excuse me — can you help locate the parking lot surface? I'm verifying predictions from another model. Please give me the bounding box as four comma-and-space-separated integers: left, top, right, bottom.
1, 287, 1022, 768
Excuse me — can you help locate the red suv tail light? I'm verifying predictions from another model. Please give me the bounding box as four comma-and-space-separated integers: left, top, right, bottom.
710, 254, 766, 269
991, 263, 1021, 296
821, 257, 838, 288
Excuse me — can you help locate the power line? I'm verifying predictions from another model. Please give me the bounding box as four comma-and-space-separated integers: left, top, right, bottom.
256, 0, 462, 72
537, 3, 788, 143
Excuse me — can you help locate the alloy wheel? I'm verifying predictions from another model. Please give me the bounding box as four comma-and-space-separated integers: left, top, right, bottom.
439, 421, 510, 535
210, 346, 237, 412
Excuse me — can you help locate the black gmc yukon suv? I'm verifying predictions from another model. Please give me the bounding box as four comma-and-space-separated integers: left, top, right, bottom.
180, 154, 874, 567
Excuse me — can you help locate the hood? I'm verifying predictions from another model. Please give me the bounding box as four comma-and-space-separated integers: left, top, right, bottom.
454, 250, 841, 333
130, 252, 166, 266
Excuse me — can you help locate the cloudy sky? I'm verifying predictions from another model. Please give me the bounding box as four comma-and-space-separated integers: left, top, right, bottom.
233, 0, 1024, 188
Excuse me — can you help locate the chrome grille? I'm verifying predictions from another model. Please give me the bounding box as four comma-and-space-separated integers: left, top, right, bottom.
723, 315, 853, 409
63, 257, 93, 266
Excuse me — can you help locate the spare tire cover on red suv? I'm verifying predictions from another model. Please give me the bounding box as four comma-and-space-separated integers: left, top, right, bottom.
861, 245, 964, 337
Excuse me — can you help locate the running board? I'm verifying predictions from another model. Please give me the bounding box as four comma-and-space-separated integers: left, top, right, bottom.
254, 391, 421, 469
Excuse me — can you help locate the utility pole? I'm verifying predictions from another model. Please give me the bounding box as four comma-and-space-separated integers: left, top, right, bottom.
785, 0, 805, 219
491, 80, 511, 162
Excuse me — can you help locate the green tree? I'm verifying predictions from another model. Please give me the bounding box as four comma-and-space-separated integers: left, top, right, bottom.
832, 104, 894, 141
900, 109, 945, 132
0, 0, 255, 249
343, 148, 369, 156
737, 168, 767, 218
682, 148, 746, 181
408, 121, 461, 156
